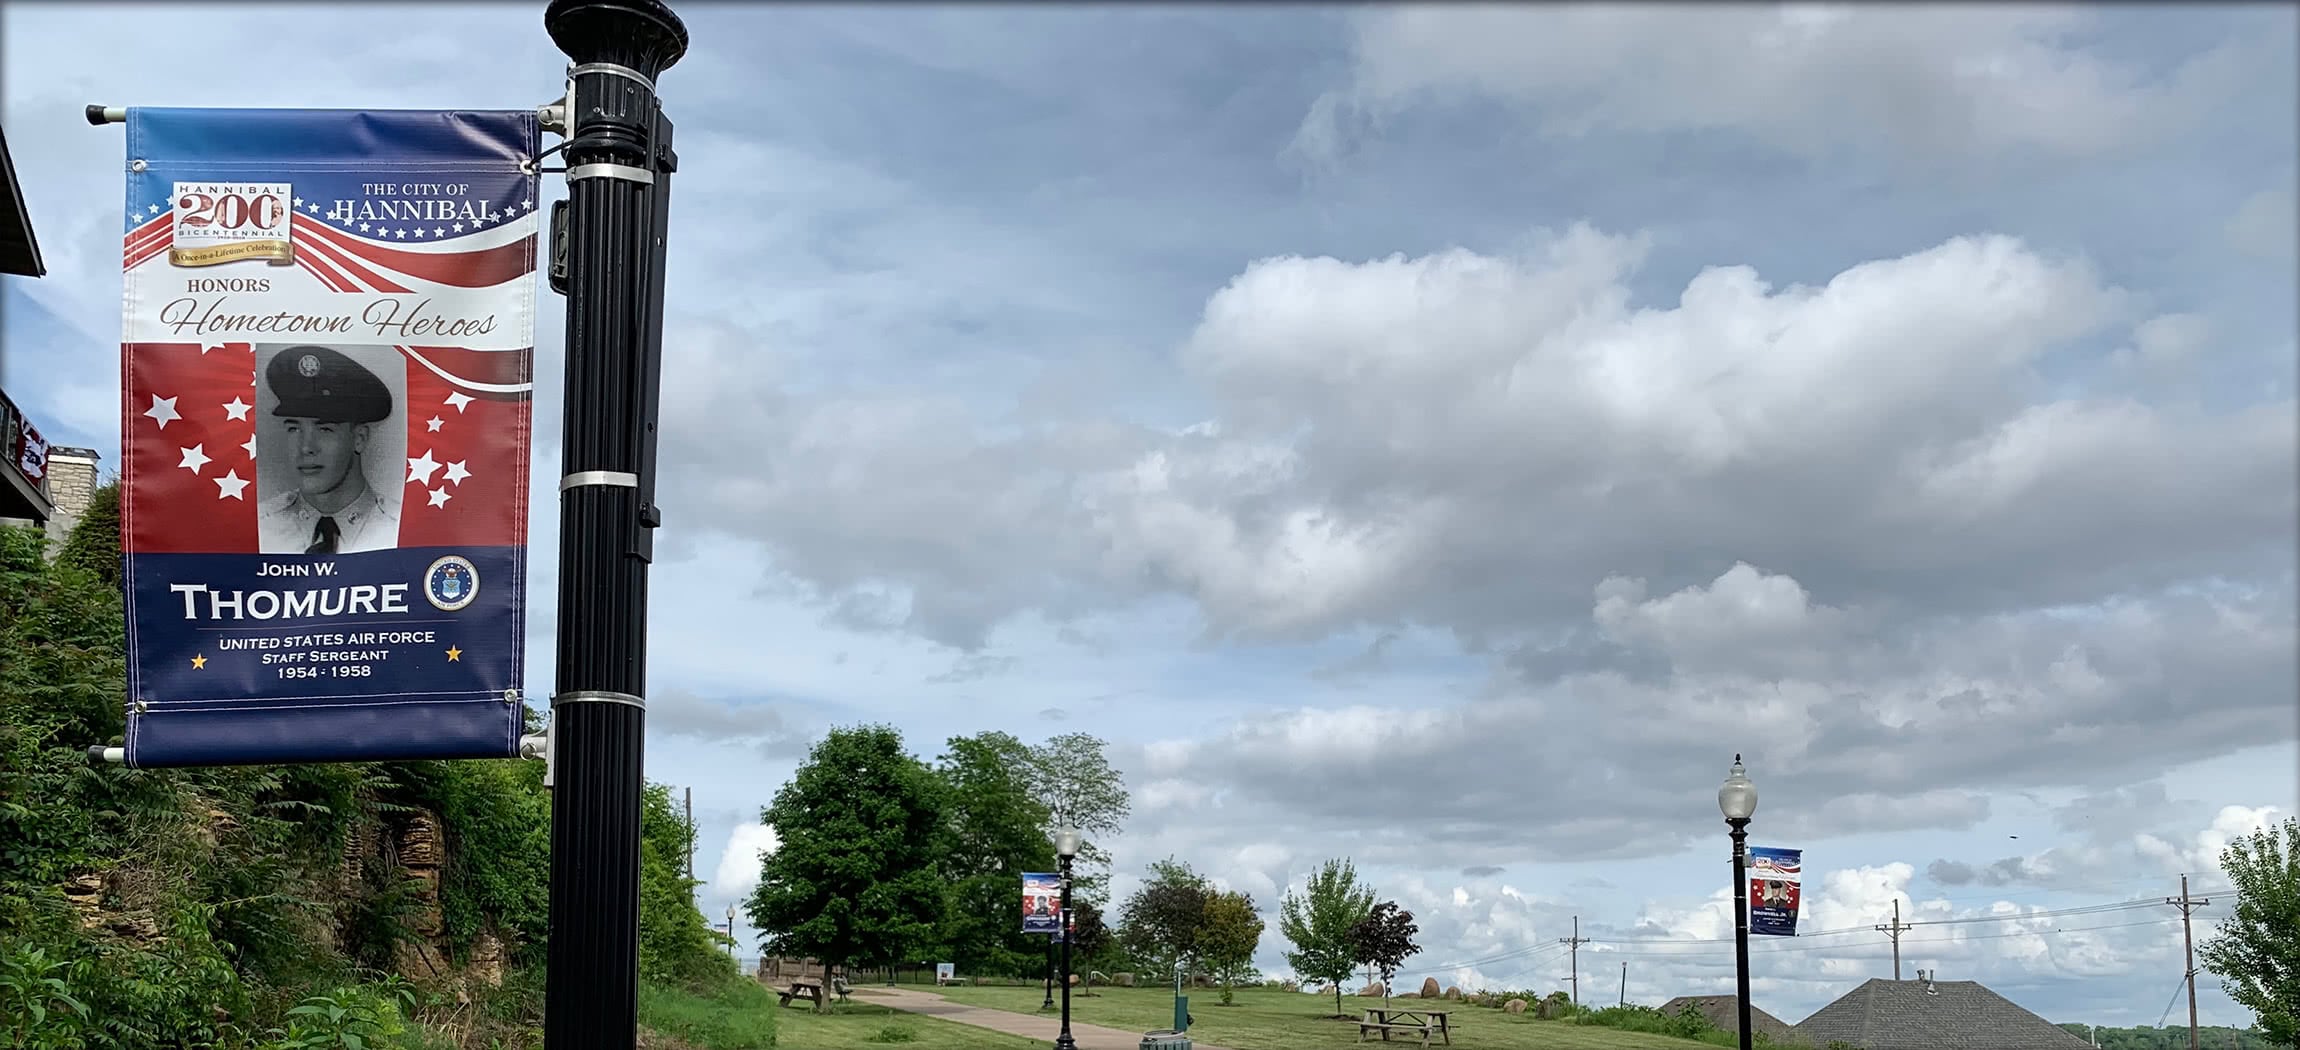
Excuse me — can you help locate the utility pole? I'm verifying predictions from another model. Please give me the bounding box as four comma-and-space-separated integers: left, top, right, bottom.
684, 786, 695, 909
1559, 916, 1591, 1005
2167, 873, 2211, 1050
1875, 899, 1914, 980
538, 1, 683, 1048
1618, 960, 1627, 1007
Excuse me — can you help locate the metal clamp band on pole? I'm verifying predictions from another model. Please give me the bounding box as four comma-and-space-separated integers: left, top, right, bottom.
568, 61, 656, 90
560, 469, 639, 492
566, 163, 655, 185
552, 690, 646, 710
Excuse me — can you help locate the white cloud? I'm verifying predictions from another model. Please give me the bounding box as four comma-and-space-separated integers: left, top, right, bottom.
711, 823, 780, 904
1297, 6, 2260, 166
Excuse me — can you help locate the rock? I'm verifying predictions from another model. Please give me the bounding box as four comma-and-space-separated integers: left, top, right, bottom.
1359, 982, 1386, 997
1537, 998, 1565, 1020
1420, 977, 1442, 999
1444, 986, 1461, 1000
1068, 974, 1081, 986
1504, 998, 1528, 1014
1396, 991, 1419, 999
1115, 972, 1135, 988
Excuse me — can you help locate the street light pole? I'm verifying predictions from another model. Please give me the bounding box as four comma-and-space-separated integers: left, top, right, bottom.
1718, 755, 1758, 1050
1055, 826, 1082, 1050
538, 1, 684, 1048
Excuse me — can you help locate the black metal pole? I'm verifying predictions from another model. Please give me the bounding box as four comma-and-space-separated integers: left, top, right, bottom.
1729, 819, 1753, 1050
539, 2, 684, 1048
1043, 935, 1055, 1010
1057, 855, 1077, 1050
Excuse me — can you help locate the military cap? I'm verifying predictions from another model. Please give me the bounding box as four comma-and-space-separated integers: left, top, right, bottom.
268, 346, 392, 424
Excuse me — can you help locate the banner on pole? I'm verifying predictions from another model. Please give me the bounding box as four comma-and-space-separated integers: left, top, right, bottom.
1022, 872, 1061, 935
1748, 846, 1802, 936
116, 108, 541, 768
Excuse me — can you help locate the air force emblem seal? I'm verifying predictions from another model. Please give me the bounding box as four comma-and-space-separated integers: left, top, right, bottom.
423, 555, 479, 612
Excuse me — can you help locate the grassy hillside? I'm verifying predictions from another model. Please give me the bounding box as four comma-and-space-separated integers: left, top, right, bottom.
0, 486, 760, 1049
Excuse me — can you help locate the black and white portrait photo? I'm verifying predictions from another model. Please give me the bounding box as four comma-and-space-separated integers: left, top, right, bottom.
254, 343, 406, 555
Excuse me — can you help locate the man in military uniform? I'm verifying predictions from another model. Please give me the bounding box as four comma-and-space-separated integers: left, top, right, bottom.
257, 345, 400, 554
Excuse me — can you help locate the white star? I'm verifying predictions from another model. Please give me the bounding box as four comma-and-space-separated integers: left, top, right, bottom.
222, 397, 251, 421
359, 222, 371, 233
147, 204, 161, 215
213, 470, 249, 500
427, 487, 452, 508
432, 227, 446, 238
396, 229, 409, 239
412, 228, 427, 239
443, 460, 471, 486
407, 450, 442, 485
444, 391, 474, 413
426, 416, 445, 432
306, 202, 320, 214
200, 342, 228, 355
144, 394, 181, 430
241, 436, 258, 460
293, 197, 304, 207
177, 444, 211, 473
452, 222, 465, 233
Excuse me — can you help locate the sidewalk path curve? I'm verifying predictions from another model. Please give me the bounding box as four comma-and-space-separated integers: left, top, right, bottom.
854, 986, 1238, 1050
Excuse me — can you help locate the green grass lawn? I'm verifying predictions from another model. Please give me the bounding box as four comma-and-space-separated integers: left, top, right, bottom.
925, 984, 1731, 1049
636, 977, 1045, 1050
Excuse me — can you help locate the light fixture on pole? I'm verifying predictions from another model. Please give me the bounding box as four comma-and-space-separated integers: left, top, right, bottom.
1054, 825, 1083, 1050
1717, 754, 1758, 1050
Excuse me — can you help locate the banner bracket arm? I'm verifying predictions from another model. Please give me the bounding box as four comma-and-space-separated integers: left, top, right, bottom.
85, 105, 124, 125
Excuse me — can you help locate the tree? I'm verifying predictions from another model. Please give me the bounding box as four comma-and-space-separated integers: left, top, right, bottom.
1200, 890, 1264, 1005
1025, 732, 1130, 899
1118, 858, 1212, 981
933, 731, 1057, 977
1280, 858, 1378, 1017
1349, 900, 1420, 1009
1068, 900, 1112, 993
2199, 815, 2300, 1047
637, 782, 738, 988
746, 724, 949, 1010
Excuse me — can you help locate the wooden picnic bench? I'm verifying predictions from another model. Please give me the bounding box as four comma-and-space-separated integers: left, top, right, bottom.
777, 976, 852, 1008
1358, 1006, 1453, 1046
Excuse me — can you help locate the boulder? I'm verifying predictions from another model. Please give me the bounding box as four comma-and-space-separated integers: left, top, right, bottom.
1420, 977, 1442, 999
1359, 982, 1386, 997
1396, 991, 1419, 999
1115, 972, 1136, 988
1444, 986, 1461, 1000
1504, 998, 1528, 1014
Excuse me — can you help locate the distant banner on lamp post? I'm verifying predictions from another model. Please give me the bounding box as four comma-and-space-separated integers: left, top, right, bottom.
116, 107, 540, 768
1022, 872, 1061, 935
1748, 846, 1802, 936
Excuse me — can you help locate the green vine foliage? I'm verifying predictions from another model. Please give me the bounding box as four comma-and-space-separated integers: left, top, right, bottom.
0, 491, 578, 1048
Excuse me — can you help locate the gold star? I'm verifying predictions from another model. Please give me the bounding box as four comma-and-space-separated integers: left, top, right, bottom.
190, 654, 207, 669
445, 646, 462, 662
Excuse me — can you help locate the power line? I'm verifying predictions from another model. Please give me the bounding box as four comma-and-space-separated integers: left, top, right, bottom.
1584, 917, 2180, 959
1596, 896, 2168, 944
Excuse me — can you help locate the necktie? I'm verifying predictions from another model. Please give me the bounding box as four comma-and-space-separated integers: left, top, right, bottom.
307, 516, 340, 554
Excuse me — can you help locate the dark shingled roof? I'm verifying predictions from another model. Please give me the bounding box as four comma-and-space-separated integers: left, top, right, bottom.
1657, 994, 1797, 1044
1792, 977, 2095, 1050
0, 123, 45, 278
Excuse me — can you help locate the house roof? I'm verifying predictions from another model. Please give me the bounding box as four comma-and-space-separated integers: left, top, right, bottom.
1657, 995, 1797, 1043
1792, 977, 2094, 1050
0, 122, 46, 277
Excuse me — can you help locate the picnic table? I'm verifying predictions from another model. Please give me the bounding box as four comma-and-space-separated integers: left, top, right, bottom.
1358, 1006, 1453, 1046
777, 976, 852, 1009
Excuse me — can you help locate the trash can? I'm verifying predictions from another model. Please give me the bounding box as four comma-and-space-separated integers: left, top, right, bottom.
1139, 1031, 1191, 1050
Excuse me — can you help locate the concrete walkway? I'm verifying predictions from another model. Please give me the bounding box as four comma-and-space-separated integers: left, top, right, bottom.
854, 986, 1237, 1050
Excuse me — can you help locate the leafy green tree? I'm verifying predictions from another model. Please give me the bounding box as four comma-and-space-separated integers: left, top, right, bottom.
933, 731, 1056, 977
2199, 815, 2300, 1047
1349, 900, 1420, 1009
1068, 899, 1112, 991
1024, 733, 1129, 900
1117, 858, 1212, 981
745, 724, 948, 1009
1199, 890, 1264, 1005
638, 782, 738, 988
1280, 857, 1378, 1017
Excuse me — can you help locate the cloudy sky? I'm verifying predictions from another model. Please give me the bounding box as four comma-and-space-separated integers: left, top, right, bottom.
6, 1, 2296, 1030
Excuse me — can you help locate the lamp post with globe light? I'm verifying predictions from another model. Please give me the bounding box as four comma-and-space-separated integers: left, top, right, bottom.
1718, 755, 1758, 1050
1055, 825, 1082, 1050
